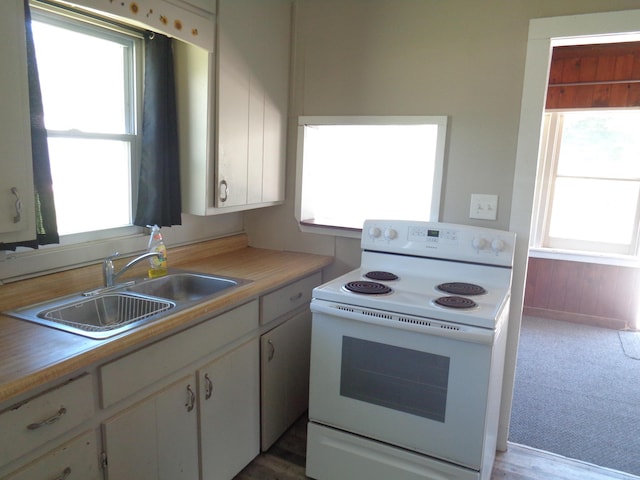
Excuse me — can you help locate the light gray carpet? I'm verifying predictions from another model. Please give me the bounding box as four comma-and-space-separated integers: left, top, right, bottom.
509, 316, 640, 476
619, 331, 640, 360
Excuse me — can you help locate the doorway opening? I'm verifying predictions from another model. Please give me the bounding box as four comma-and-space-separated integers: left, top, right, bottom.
507, 13, 640, 477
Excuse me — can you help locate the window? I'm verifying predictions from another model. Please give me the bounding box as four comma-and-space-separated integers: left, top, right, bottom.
296, 116, 447, 235
30, 3, 143, 238
533, 110, 640, 255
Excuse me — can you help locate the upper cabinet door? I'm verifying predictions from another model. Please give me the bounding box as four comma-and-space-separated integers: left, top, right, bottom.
216, 0, 291, 209
0, 0, 36, 242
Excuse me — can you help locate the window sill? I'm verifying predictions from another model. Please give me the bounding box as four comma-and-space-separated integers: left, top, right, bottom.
528, 247, 640, 268
298, 220, 362, 239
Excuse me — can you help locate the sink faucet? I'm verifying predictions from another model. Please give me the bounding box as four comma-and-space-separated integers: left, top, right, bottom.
103, 251, 162, 287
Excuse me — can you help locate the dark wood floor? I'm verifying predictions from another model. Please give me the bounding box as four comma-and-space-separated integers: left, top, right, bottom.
235, 415, 640, 480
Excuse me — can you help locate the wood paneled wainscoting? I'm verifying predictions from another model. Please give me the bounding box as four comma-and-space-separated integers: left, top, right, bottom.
523, 257, 640, 330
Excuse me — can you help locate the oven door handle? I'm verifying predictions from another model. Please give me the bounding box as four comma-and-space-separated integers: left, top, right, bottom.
311, 300, 497, 345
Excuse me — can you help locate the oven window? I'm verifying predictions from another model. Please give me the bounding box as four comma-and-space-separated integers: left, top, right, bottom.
340, 336, 450, 422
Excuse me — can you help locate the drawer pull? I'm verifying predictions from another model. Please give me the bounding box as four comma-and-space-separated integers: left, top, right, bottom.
11, 187, 22, 223
27, 407, 67, 430
53, 467, 72, 480
219, 180, 229, 203
204, 373, 213, 400
289, 292, 303, 302
185, 384, 196, 412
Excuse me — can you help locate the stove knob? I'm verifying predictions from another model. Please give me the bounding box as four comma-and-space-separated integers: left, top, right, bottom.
368, 227, 381, 238
491, 239, 505, 253
384, 228, 398, 240
472, 237, 487, 250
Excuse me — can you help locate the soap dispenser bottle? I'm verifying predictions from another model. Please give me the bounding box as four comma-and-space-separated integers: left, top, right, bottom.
147, 224, 168, 278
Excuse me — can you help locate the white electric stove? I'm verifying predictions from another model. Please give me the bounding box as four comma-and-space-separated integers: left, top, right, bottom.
306, 220, 516, 480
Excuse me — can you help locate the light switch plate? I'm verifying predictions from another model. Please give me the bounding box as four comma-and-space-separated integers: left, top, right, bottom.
470, 194, 498, 220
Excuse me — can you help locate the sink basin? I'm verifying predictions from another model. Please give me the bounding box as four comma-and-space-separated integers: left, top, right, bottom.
125, 273, 240, 302
5, 271, 249, 339
10, 293, 175, 339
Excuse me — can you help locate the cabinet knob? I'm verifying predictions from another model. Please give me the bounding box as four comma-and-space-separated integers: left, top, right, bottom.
185, 384, 196, 412
27, 406, 67, 430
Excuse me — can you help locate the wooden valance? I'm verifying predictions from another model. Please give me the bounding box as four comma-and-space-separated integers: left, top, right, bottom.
546, 41, 640, 109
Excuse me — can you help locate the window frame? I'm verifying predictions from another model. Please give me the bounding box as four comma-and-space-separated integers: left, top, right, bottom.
295, 115, 447, 238
30, 0, 145, 241
532, 110, 640, 257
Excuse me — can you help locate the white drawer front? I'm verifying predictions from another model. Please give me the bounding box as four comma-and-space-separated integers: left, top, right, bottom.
5, 430, 100, 480
100, 300, 259, 408
260, 272, 321, 325
0, 375, 94, 466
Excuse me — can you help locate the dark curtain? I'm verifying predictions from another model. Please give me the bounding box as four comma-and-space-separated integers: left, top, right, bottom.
0, 1, 59, 251
134, 33, 182, 227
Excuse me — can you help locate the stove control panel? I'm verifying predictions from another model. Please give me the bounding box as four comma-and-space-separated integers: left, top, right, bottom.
362, 220, 516, 267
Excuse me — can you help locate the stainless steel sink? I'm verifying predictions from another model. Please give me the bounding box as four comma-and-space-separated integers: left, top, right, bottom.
125, 273, 239, 302
9, 293, 175, 339
5, 271, 249, 339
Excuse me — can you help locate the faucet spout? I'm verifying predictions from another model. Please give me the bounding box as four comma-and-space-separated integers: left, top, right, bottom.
103, 251, 162, 287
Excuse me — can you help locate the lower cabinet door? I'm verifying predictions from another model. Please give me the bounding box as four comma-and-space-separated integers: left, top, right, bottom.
261, 309, 312, 450
198, 338, 260, 480
102, 375, 199, 480
5, 430, 100, 480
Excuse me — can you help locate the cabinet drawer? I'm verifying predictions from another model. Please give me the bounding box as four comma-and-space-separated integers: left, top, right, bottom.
260, 272, 321, 325
5, 430, 100, 480
0, 375, 94, 466
100, 300, 258, 408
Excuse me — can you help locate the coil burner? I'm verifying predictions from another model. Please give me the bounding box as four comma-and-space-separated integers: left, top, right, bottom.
364, 271, 399, 281
344, 281, 392, 295
434, 295, 477, 309
437, 282, 486, 296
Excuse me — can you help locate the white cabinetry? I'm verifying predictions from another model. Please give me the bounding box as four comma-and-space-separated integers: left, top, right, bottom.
198, 338, 259, 479
4, 431, 100, 480
99, 300, 259, 479
102, 375, 199, 480
216, 0, 291, 208
261, 309, 312, 450
176, 0, 291, 214
259, 272, 321, 450
0, 375, 95, 468
0, 0, 35, 242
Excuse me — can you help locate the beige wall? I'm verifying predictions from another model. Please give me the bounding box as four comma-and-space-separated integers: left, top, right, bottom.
247, 0, 640, 260
245, 0, 640, 448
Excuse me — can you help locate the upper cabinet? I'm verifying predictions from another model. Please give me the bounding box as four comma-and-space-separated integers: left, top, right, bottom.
176, 0, 291, 215
216, 0, 291, 209
0, 0, 36, 243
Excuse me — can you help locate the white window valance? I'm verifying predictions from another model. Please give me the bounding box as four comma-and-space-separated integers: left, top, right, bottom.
58, 0, 214, 50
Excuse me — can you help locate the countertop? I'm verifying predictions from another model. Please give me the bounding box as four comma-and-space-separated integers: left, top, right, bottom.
0, 234, 333, 406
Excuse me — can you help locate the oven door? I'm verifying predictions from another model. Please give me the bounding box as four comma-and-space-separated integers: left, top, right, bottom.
308, 299, 500, 470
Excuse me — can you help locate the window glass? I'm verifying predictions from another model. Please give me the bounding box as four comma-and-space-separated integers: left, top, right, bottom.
556, 111, 640, 179
31, 6, 141, 236
535, 110, 640, 255
47, 138, 132, 233
548, 177, 639, 244
297, 116, 446, 233
32, 21, 130, 134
